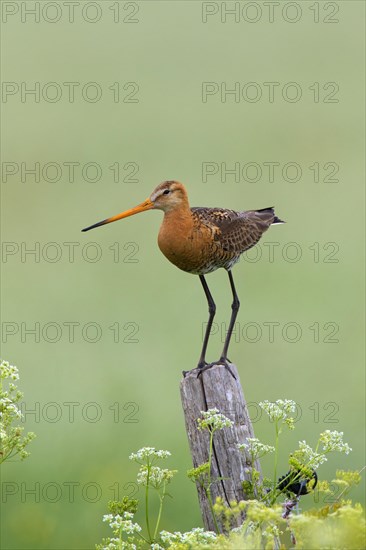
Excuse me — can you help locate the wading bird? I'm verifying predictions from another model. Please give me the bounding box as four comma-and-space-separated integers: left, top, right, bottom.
82, 181, 284, 375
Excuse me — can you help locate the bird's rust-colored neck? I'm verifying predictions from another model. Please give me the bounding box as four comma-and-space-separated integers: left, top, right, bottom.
162, 200, 193, 226
156, 184, 197, 270
152, 180, 195, 235
159, 191, 193, 241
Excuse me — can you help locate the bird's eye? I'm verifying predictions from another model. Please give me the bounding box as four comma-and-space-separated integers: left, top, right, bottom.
163, 189, 171, 195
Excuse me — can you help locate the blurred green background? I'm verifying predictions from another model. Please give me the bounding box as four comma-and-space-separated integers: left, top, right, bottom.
1, 1, 365, 548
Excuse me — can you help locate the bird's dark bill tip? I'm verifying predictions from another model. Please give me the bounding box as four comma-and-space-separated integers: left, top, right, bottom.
81, 220, 107, 232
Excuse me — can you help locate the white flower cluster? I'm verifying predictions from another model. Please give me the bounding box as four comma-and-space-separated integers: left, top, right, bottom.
0, 397, 22, 422
136, 466, 177, 488
0, 360, 19, 381
197, 408, 233, 431
259, 399, 296, 428
100, 539, 136, 550
292, 431, 352, 471
103, 511, 141, 536
238, 437, 275, 458
160, 527, 217, 546
319, 430, 352, 455
129, 447, 171, 463
293, 440, 327, 469
0, 358, 35, 463
0, 359, 23, 428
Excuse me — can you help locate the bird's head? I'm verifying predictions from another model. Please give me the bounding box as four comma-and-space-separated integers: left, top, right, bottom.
149, 181, 189, 211
82, 180, 189, 232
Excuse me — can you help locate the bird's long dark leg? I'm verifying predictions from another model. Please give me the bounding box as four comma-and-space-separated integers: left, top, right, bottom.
193, 272, 237, 380
219, 270, 240, 364
197, 274, 216, 369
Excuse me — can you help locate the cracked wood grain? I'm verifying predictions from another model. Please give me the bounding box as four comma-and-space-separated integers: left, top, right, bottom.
180, 363, 261, 532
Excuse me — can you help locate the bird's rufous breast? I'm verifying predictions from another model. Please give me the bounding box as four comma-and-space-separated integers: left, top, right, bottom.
157, 207, 218, 274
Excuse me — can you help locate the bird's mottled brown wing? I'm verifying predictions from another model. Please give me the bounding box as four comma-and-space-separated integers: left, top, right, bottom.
191, 207, 277, 255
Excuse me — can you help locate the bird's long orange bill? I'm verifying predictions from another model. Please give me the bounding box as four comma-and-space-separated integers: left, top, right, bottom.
82, 198, 154, 232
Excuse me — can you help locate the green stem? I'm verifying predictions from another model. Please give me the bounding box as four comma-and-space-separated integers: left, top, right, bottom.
145, 466, 152, 542
206, 429, 220, 534
153, 485, 165, 540
208, 430, 214, 484
206, 489, 220, 533
136, 532, 150, 544
272, 423, 280, 502
251, 451, 256, 498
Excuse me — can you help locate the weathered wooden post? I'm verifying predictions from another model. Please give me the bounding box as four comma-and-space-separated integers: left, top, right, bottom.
180, 363, 260, 532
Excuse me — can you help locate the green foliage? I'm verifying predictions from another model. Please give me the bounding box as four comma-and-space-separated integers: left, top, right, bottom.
289, 502, 366, 549
238, 401, 354, 507
108, 497, 139, 517
187, 462, 210, 486
95, 406, 365, 550
209, 500, 366, 550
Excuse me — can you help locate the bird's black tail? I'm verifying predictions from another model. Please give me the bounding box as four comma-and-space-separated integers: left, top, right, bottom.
256, 207, 285, 225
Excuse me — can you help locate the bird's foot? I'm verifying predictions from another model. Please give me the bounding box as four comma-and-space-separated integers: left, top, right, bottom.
182, 359, 236, 379
196, 358, 236, 380
182, 361, 208, 378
